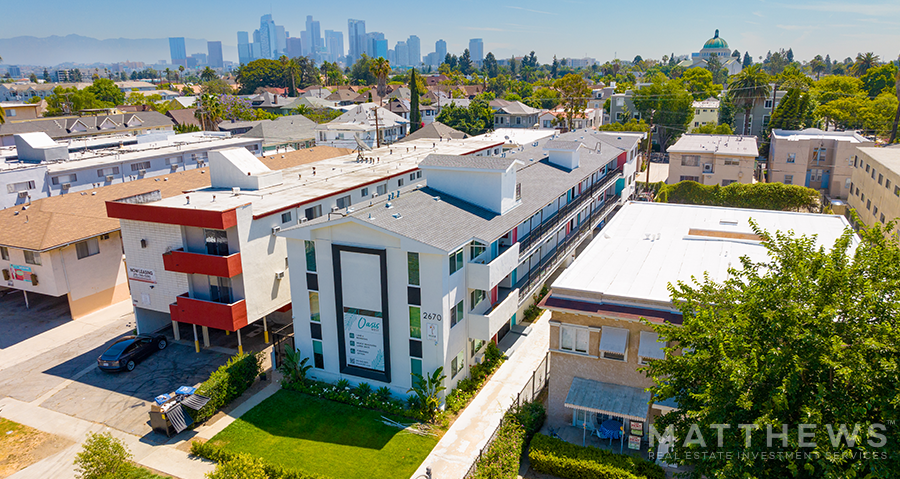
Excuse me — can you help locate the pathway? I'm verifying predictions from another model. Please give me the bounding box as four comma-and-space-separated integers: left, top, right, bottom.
410, 310, 551, 479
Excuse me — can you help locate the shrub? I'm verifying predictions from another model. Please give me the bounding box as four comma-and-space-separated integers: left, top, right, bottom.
374, 386, 392, 401
192, 352, 262, 424
191, 441, 330, 479
74, 432, 132, 479
523, 285, 550, 322
283, 379, 417, 421
353, 382, 372, 398
650, 180, 819, 212
207, 452, 268, 479
528, 433, 665, 479
472, 402, 545, 479
444, 344, 506, 415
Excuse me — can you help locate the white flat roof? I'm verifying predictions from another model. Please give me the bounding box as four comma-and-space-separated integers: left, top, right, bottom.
667, 134, 758, 157
134, 137, 504, 218
475, 128, 558, 146
552, 202, 856, 306
772, 128, 870, 143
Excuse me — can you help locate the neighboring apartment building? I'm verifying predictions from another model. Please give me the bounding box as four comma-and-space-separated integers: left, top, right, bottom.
0, 168, 210, 319
608, 91, 641, 124
1, 102, 42, 121
279, 130, 643, 399
667, 134, 758, 186
491, 100, 543, 129
316, 104, 410, 148
769, 128, 873, 199
540, 202, 855, 441
0, 111, 174, 146
106, 137, 505, 350
688, 98, 719, 132
848, 147, 900, 233
1, 131, 262, 210
733, 88, 786, 139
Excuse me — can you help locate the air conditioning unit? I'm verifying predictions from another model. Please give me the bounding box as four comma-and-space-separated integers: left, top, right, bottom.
61, 183, 71, 190
271, 225, 281, 235
170, 165, 178, 171
331, 206, 339, 212
139, 169, 147, 176
100, 234, 110, 240
17, 192, 28, 199
105, 175, 114, 182
298, 217, 308, 224
274, 271, 285, 280
702, 164, 713, 173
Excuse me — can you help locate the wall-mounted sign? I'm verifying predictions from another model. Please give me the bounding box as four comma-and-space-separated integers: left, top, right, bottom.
628, 435, 641, 450
128, 267, 156, 284
10, 264, 32, 282
343, 308, 385, 372
630, 420, 644, 436
426, 323, 438, 341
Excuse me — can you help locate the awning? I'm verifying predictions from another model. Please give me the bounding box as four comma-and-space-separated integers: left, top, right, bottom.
599, 326, 628, 354
638, 331, 666, 360
564, 376, 651, 422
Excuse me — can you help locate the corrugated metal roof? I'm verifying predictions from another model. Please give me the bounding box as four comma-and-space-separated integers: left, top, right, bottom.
564, 377, 651, 421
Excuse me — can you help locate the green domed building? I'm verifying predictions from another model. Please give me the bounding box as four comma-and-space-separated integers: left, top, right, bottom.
699, 29, 731, 58
677, 29, 743, 76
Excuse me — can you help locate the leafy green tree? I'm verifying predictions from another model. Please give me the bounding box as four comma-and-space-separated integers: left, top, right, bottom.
195, 94, 223, 131
692, 123, 734, 134
74, 432, 132, 479
482, 52, 499, 78
810, 55, 826, 80
528, 86, 560, 109
45, 86, 103, 115
409, 68, 421, 133
554, 73, 590, 131
408, 367, 447, 423
29, 73, 37, 83
645, 221, 900, 479
200, 66, 217, 82
728, 64, 771, 135
759, 88, 812, 156
859, 63, 897, 98
597, 118, 650, 132
742, 52, 753, 68
681, 68, 722, 100
632, 73, 694, 147
850, 52, 880, 77
201, 78, 233, 95
459, 49, 473, 75
85, 78, 125, 105
235, 59, 283, 95
705, 54, 727, 84
435, 98, 494, 136
811, 75, 862, 105
207, 452, 268, 479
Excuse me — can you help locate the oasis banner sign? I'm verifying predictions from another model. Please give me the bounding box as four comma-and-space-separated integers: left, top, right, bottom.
343, 308, 386, 372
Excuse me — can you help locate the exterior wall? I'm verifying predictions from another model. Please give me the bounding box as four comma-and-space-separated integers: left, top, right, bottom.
61, 231, 130, 318
424, 168, 516, 215
238, 205, 291, 323
733, 90, 786, 138
1, 165, 49, 210
667, 152, 755, 186
689, 107, 719, 132
0, 247, 66, 297
2, 104, 41, 121
769, 135, 872, 199
848, 150, 900, 234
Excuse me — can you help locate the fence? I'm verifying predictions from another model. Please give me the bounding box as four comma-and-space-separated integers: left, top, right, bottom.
463, 352, 550, 478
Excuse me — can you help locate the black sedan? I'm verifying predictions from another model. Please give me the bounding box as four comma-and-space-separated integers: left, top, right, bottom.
98, 334, 167, 372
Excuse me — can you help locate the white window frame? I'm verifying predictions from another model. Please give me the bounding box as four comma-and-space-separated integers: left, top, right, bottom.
559, 325, 590, 354
75, 238, 100, 260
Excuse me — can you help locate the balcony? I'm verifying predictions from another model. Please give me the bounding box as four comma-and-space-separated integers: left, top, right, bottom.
162, 249, 242, 278
469, 288, 519, 341
169, 293, 248, 331
466, 243, 519, 291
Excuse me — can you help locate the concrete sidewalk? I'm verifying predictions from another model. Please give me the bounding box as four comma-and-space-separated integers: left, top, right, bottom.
410, 311, 551, 479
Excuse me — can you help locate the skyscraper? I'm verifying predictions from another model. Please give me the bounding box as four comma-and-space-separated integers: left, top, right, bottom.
306, 16, 322, 56
347, 19, 366, 64
286, 37, 303, 58
395, 41, 408, 66
407, 35, 421, 67
168, 37, 187, 66
435, 39, 447, 64
366, 32, 385, 58
325, 30, 344, 63
207, 41, 224, 68
469, 38, 484, 65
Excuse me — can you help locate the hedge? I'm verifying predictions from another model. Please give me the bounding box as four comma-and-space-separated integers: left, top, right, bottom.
190, 352, 262, 424
191, 441, 331, 479
472, 401, 546, 479
528, 433, 666, 479
445, 342, 505, 415
649, 181, 819, 212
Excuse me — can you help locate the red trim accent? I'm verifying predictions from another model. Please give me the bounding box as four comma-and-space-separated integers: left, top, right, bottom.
107, 201, 240, 230
169, 294, 248, 331
616, 151, 628, 169
162, 249, 242, 278
276, 302, 292, 313
539, 295, 683, 325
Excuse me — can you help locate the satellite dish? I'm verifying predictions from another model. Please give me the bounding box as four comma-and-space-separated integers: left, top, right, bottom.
355, 134, 372, 151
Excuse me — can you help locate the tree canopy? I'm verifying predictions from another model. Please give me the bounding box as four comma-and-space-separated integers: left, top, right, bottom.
435, 98, 494, 136
632, 73, 694, 147
553, 73, 590, 131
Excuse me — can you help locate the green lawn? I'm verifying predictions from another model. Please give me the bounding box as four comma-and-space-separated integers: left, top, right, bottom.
208, 389, 439, 479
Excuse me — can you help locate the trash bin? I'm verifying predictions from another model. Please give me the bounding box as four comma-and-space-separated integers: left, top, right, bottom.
149, 387, 210, 437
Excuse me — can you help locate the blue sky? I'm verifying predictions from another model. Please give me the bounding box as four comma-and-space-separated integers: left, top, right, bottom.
5, 0, 899, 63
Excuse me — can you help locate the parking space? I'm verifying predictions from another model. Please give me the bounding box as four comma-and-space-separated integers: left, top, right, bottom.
0, 289, 72, 350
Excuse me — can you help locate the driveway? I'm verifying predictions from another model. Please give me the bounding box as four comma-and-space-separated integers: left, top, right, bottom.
0, 292, 230, 441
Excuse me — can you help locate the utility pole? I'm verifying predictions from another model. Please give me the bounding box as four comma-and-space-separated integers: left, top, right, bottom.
890, 55, 900, 144
372, 105, 381, 148
644, 110, 655, 199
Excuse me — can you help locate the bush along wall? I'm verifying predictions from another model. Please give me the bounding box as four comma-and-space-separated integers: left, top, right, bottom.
472, 401, 546, 479
191, 441, 330, 479
444, 342, 506, 415
190, 352, 262, 424
528, 433, 666, 479
649, 181, 820, 212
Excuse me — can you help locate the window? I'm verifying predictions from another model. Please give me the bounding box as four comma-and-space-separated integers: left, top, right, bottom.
638, 331, 666, 365
894, 186, 900, 197
281, 211, 292, 223
810, 169, 823, 182
886, 179, 892, 189
96, 167, 120, 177
471, 339, 485, 356
407, 252, 420, 286
304, 205, 322, 220
209, 277, 233, 304
313, 340, 324, 369
469, 241, 486, 261
866, 164, 870, 173
398, 178, 404, 187
305, 240, 316, 272
762, 115, 770, 129
24, 250, 41, 265
7, 181, 35, 193
721, 179, 737, 186
409, 306, 421, 339
376, 184, 387, 196
680, 175, 700, 182
6, 109, 15, 117
866, 199, 871, 210
813, 147, 826, 164
878, 174, 883, 186
451, 350, 465, 378
335, 195, 351, 209
410, 358, 422, 380
309, 292, 320, 321
51, 174, 76, 185
130, 161, 151, 172
783, 153, 794, 163
450, 299, 464, 327
872, 169, 876, 180
764, 99, 773, 109
880, 213, 886, 224
360, 187, 369, 197
559, 325, 589, 354
416, 171, 422, 179
409, 173, 416, 181
0, 246, 8, 261
75, 238, 100, 259
784, 175, 793, 185
681, 155, 700, 167
847, 179, 852, 190
205, 229, 229, 256
723, 159, 740, 166
873, 205, 878, 216
165, 156, 183, 165
599, 326, 628, 361
470, 289, 486, 309
449, 248, 464, 275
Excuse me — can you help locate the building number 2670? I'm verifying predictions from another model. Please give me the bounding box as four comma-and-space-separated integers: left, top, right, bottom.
422, 312, 442, 321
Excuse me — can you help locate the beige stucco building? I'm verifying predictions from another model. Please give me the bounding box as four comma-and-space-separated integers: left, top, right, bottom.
769, 129, 873, 199
666, 134, 758, 186
848, 147, 900, 235
688, 98, 719, 132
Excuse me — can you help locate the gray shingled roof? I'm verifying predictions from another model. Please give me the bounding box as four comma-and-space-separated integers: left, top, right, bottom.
544, 140, 584, 151
399, 122, 468, 143
419, 154, 518, 171
345, 131, 631, 251
243, 115, 317, 145
0, 111, 173, 139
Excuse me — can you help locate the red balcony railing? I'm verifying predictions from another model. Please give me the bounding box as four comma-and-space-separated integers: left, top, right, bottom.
162, 249, 242, 278
169, 293, 248, 331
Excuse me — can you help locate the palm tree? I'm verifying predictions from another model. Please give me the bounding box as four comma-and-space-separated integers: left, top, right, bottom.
194, 94, 222, 131
369, 57, 391, 100
728, 64, 770, 136
810, 55, 826, 80
850, 52, 880, 77
279, 55, 297, 97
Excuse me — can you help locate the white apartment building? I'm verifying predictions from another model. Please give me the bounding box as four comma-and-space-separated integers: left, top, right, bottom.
280, 130, 644, 398
667, 135, 759, 186
316, 104, 410, 149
